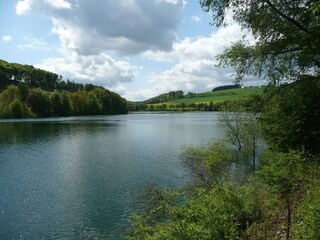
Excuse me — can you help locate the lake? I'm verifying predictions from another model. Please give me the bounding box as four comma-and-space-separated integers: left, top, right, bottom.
0, 112, 224, 239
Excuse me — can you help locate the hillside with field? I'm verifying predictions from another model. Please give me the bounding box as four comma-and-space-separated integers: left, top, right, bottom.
129, 86, 265, 112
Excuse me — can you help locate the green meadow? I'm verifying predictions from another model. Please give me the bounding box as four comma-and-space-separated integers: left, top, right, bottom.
150, 87, 265, 107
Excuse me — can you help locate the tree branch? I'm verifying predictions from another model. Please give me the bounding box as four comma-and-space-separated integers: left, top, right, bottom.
264, 0, 311, 34
264, 47, 302, 56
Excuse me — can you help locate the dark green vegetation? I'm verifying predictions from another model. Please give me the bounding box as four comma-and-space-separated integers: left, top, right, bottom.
0, 60, 128, 118
212, 84, 241, 91
128, 87, 265, 112
127, 0, 320, 239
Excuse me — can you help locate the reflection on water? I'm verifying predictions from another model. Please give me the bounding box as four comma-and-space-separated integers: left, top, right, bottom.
0, 121, 117, 144
0, 113, 223, 239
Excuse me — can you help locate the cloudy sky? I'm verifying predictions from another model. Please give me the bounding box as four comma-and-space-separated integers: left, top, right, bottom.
0, 0, 262, 101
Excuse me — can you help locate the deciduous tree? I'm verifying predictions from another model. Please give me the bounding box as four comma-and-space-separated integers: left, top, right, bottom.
201, 0, 320, 84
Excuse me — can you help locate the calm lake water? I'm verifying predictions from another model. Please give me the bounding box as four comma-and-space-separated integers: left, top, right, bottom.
0, 112, 224, 240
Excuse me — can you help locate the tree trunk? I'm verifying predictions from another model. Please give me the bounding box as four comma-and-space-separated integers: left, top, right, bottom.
286, 197, 291, 239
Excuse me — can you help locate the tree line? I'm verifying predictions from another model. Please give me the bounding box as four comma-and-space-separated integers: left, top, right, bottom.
0, 59, 86, 92
0, 59, 128, 118
143, 90, 185, 104
0, 84, 127, 118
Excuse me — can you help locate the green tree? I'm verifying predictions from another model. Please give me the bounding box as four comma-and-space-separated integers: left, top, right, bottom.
93, 88, 112, 114
9, 99, 25, 118
49, 90, 72, 116
70, 91, 88, 115
86, 91, 102, 115
293, 179, 320, 240
0, 85, 29, 118
0, 85, 21, 105
261, 78, 320, 155
50, 91, 64, 116
180, 140, 236, 188
258, 150, 309, 239
128, 182, 263, 240
241, 113, 261, 172
27, 88, 51, 117
84, 83, 95, 92
218, 102, 262, 172
218, 105, 244, 151
60, 91, 72, 116
201, 0, 320, 84
17, 83, 29, 102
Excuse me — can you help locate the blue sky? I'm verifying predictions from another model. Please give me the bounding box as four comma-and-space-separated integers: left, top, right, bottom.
0, 0, 262, 101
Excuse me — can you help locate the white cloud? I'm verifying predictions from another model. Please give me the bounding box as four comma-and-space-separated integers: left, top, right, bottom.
16, 0, 184, 55
2, 35, 13, 42
14, 0, 186, 94
44, 0, 71, 9
16, 0, 33, 15
18, 37, 49, 50
191, 15, 201, 22
182, 0, 187, 8
158, 0, 179, 3
35, 52, 140, 88
144, 23, 247, 62
124, 24, 258, 101
16, 0, 71, 14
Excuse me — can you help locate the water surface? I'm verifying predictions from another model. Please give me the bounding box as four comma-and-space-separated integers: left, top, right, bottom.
0, 112, 223, 239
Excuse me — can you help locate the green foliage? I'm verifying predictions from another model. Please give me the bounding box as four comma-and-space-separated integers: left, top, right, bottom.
128, 181, 265, 240
293, 179, 320, 239
258, 150, 315, 239
18, 83, 29, 102
261, 78, 320, 155
86, 91, 102, 115
0, 84, 127, 118
0, 85, 29, 118
109, 91, 129, 114
68, 89, 127, 116
69, 91, 88, 115
50, 91, 72, 116
259, 150, 307, 198
0, 59, 60, 91
60, 91, 73, 115
128, 147, 317, 240
10, 99, 25, 118
201, 0, 320, 84
144, 90, 184, 104
0, 85, 21, 104
218, 102, 262, 172
27, 88, 51, 117
181, 140, 236, 187
128, 101, 319, 240
0, 59, 128, 118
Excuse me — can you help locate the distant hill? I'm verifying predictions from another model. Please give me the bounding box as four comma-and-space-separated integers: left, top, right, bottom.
144, 90, 184, 104
0, 59, 128, 118
0, 59, 83, 92
128, 87, 265, 112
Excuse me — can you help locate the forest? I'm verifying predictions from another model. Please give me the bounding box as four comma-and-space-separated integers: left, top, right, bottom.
0, 60, 128, 118
127, 0, 320, 239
